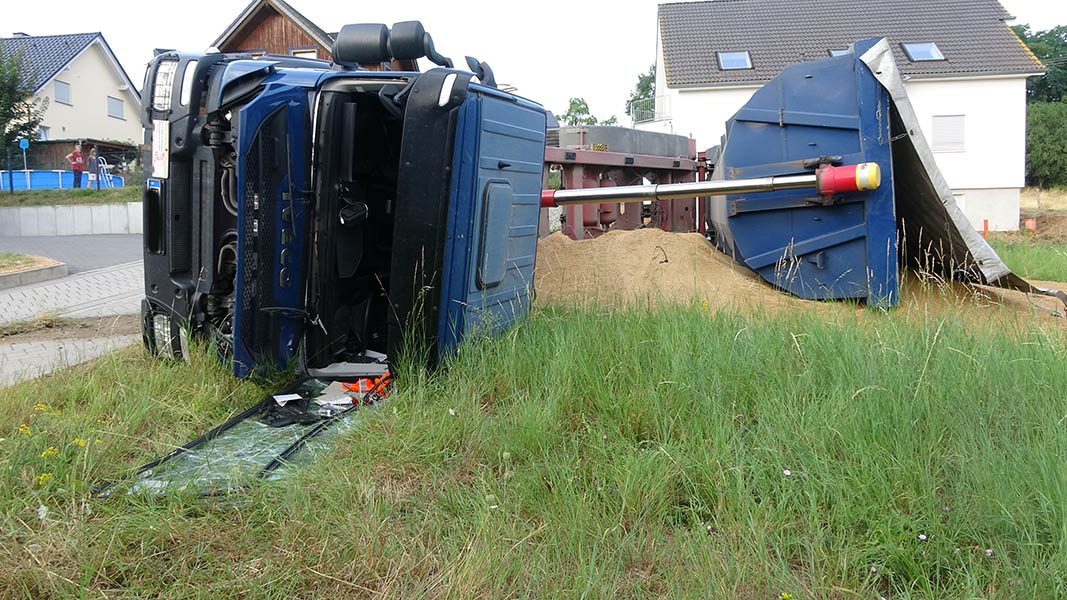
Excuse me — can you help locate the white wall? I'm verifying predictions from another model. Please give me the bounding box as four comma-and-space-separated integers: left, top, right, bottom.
35, 39, 143, 144
904, 77, 1027, 190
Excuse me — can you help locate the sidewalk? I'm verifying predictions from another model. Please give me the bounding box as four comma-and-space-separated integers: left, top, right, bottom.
0, 261, 143, 326
0, 261, 145, 386
0, 334, 139, 387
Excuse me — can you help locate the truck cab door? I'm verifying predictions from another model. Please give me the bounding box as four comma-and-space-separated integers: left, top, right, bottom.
438, 86, 546, 353
387, 71, 546, 365
232, 83, 311, 377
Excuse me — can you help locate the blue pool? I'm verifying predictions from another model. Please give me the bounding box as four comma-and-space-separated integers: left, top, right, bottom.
0, 170, 125, 190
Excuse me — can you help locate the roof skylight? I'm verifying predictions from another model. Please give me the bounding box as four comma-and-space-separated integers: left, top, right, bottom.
902, 42, 945, 61
717, 51, 752, 70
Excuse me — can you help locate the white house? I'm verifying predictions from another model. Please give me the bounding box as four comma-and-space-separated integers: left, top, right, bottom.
1, 32, 142, 146
635, 0, 1044, 231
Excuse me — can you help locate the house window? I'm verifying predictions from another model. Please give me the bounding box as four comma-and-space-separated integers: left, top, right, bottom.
290, 47, 317, 59
902, 42, 945, 61
107, 96, 124, 119
54, 80, 71, 105
932, 115, 965, 152
828, 49, 850, 57
37, 126, 50, 141
717, 51, 752, 70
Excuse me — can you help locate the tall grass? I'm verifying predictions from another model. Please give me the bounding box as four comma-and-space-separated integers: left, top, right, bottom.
988, 237, 1067, 281
0, 304, 1064, 598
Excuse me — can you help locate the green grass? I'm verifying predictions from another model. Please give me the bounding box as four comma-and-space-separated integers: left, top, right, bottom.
0, 305, 1065, 598
0, 172, 141, 207
0, 253, 37, 273
988, 236, 1067, 281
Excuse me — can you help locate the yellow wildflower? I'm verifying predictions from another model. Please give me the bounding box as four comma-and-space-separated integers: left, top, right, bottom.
46, 410, 62, 416
94, 439, 102, 444
17, 424, 31, 436
96, 418, 107, 424
33, 403, 49, 411
40, 446, 59, 458
72, 438, 87, 447
37, 473, 53, 486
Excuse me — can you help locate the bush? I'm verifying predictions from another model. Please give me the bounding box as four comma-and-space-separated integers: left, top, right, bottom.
1026, 101, 1067, 188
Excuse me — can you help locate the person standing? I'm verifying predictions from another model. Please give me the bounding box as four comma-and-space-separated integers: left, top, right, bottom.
65, 143, 85, 188
88, 146, 100, 190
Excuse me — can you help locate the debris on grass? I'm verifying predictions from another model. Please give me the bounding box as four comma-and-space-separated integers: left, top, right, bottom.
0, 313, 78, 338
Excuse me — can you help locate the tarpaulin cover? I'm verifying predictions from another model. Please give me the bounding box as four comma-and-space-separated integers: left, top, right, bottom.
859, 38, 1065, 305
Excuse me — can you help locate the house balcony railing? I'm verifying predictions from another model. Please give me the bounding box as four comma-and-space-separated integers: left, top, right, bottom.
628, 95, 671, 123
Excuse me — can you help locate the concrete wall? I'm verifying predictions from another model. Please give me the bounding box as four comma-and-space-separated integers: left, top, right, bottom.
35, 39, 143, 145
0, 202, 143, 236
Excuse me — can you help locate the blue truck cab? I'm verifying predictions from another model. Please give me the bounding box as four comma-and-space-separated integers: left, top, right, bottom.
139, 22, 546, 377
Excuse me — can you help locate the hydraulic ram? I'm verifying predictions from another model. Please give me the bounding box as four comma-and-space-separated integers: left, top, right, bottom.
540, 162, 881, 207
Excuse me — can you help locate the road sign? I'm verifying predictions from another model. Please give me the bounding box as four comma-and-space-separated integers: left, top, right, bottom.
18, 138, 29, 151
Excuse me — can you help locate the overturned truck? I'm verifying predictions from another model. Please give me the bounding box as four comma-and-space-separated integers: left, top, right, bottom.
140, 22, 547, 378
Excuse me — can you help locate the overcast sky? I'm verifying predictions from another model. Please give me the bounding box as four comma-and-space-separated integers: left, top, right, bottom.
3, 0, 1065, 122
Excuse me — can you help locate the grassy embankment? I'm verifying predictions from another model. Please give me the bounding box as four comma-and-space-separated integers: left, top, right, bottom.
0, 289, 1064, 598
0, 172, 141, 207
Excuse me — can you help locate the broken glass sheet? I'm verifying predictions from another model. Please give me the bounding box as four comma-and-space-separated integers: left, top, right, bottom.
125, 378, 375, 495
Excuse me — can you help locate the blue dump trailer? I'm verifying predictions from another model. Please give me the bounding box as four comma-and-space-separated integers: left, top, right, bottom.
544, 37, 1066, 310
140, 22, 546, 379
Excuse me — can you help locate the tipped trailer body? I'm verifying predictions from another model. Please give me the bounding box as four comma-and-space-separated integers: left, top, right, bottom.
543, 37, 1064, 309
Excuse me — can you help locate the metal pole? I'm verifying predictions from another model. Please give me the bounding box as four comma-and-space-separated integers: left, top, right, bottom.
544, 173, 817, 206
6, 146, 12, 194
541, 162, 882, 207
22, 148, 29, 190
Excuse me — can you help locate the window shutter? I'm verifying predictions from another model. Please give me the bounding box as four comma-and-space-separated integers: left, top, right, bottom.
932, 115, 965, 152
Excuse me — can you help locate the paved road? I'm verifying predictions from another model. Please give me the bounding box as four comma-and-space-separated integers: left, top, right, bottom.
0, 234, 141, 274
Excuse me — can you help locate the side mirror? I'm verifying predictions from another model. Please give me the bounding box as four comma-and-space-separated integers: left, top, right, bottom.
464, 56, 496, 88
332, 23, 390, 65
388, 21, 453, 68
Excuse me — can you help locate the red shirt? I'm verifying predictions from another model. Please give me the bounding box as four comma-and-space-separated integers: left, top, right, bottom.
70, 151, 84, 170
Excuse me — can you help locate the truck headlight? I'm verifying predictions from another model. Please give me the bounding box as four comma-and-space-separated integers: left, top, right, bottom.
152, 313, 174, 357
152, 59, 179, 111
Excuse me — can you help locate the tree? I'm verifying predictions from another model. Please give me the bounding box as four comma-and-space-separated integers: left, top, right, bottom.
0, 49, 47, 149
557, 97, 617, 126
1026, 101, 1067, 188
625, 64, 656, 117
1011, 24, 1067, 103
